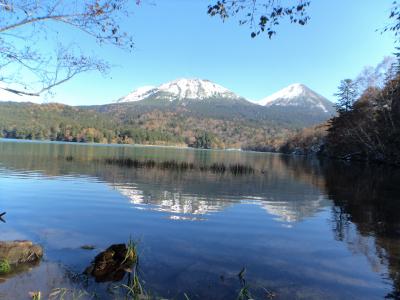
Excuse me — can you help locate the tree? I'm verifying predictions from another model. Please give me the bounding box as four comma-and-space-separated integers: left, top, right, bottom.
355, 56, 397, 95
382, 1, 400, 73
193, 131, 214, 149
0, 0, 136, 97
384, 1, 400, 41
326, 75, 400, 165
208, 0, 311, 39
334, 79, 358, 113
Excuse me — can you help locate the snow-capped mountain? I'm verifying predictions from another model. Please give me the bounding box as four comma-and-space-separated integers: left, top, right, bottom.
106, 79, 335, 130
117, 78, 241, 103
258, 83, 335, 115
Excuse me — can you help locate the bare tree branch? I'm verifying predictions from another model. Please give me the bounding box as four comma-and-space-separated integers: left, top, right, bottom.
0, 0, 137, 97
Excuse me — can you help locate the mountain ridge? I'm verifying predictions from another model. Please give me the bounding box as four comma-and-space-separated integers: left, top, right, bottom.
116, 78, 243, 103
115, 79, 334, 116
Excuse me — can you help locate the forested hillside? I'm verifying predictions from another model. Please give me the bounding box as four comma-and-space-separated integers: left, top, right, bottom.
280, 63, 400, 166
0, 102, 115, 143
0, 102, 187, 145
0, 83, 334, 150
0, 100, 298, 149
325, 76, 400, 165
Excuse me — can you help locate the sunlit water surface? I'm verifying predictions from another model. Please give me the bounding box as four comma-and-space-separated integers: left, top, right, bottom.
0, 139, 399, 300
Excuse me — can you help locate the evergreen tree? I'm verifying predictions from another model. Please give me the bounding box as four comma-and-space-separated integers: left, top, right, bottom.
334, 79, 358, 113
194, 132, 214, 149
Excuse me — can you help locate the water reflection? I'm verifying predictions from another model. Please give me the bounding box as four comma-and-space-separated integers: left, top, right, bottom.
0, 139, 330, 224
116, 185, 231, 218
321, 162, 400, 300
0, 139, 399, 299
259, 194, 329, 223
280, 156, 400, 299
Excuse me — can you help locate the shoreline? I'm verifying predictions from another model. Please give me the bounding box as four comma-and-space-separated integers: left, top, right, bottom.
0, 137, 244, 152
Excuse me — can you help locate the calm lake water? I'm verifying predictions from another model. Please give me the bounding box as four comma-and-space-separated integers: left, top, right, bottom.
0, 139, 399, 300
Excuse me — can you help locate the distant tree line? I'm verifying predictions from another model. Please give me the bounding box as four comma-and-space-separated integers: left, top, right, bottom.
0, 102, 186, 146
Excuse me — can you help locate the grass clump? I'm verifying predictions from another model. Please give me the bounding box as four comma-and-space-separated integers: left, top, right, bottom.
237, 267, 252, 300
229, 164, 254, 175
66, 155, 257, 176
29, 291, 41, 300
0, 259, 11, 274
209, 163, 226, 174
115, 237, 147, 299
100, 157, 255, 175
123, 237, 137, 265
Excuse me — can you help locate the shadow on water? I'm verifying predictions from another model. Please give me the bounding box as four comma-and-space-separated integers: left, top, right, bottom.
323, 162, 400, 300
0, 140, 399, 299
280, 156, 400, 299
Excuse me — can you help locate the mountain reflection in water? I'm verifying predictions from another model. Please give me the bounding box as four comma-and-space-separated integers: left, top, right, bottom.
0, 139, 399, 300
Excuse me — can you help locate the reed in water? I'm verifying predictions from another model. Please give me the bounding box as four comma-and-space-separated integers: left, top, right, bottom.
65, 156, 256, 175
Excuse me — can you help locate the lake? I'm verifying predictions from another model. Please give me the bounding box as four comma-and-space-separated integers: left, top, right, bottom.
0, 139, 399, 300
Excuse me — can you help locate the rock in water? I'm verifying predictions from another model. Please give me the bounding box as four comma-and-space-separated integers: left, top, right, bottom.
0, 240, 43, 265
84, 244, 136, 282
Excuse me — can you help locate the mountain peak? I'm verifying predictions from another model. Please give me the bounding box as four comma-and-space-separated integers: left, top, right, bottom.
259, 83, 308, 106
117, 78, 240, 103
258, 83, 334, 114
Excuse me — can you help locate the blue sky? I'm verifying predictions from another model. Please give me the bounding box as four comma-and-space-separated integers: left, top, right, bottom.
3, 0, 397, 105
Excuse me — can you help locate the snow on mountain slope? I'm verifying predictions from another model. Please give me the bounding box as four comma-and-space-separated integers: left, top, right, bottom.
260, 83, 305, 106
117, 78, 241, 103
118, 85, 156, 102
258, 83, 334, 114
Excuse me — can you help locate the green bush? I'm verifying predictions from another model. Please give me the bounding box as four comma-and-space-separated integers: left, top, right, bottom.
0, 260, 11, 274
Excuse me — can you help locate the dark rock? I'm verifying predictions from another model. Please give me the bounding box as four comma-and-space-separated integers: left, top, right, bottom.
84, 244, 136, 282
80, 245, 96, 250
0, 240, 43, 265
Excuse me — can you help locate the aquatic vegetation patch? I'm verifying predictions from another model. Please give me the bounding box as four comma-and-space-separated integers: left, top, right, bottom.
237, 267, 252, 300
80, 245, 96, 250
122, 237, 137, 266
28, 291, 42, 300
0, 259, 10, 274
24, 239, 276, 300
230, 164, 255, 175
48, 288, 90, 300
209, 163, 227, 173
68, 156, 256, 175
